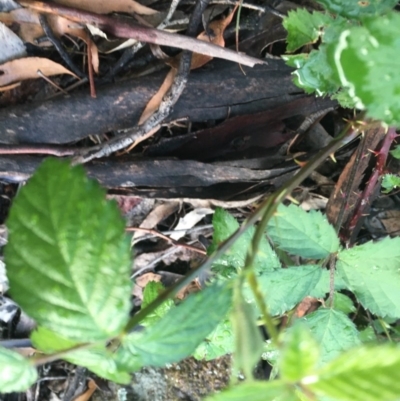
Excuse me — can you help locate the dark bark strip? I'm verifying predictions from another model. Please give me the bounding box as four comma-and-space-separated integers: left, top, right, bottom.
0, 60, 298, 145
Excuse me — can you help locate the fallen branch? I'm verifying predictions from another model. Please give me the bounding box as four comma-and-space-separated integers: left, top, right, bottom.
19, 0, 264, 67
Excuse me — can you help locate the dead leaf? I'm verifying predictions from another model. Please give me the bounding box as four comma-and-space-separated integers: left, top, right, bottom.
134, 201, 180, 239
72, 378, 97, 401
136, 273, 162, 287
190, 5, 238, 69
170, 208, 214, 240
133, 272, 162, 300
138, 6, 237, 125
0, 9, 99, 73
176, 279, 201, 300
138, 68, 177, 124
53, 0, 157, 16
0, 21, 26, 63
295, 296, 321, 318
0, 57, 78, 86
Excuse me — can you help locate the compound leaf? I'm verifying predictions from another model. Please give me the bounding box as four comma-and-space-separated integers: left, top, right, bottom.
0, 347, 37, 393
210, 208, 280, 277
254, 265, 322, 316
194, 318, 234, 360
284, 9, 332, 52
5, 159, 132, 341
306, 345, 400, 401
280, 324, 320, 382
329, 13, 400, 126
300, 309, 360, 363
315, 0, 397, 19
267, 204, 339, 259
65, 346, 131, 384
204, 381, 287, 401
119, 281, 232, 369
141, 281, 174, 326
309, 269, 347, 298
337, 237, 400, 318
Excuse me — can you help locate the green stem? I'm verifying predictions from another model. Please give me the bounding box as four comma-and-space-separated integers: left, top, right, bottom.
124, 118, 362, 334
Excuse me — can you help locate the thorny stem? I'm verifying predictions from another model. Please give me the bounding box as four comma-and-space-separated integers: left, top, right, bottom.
345, 126, 398, 244
124, 115, 363, 335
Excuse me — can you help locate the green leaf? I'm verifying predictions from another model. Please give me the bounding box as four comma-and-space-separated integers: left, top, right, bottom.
283, 9, 332, 52
390, 145, 400, 159
120, 281, 232, 368
359, 326, 377, 344
204, 380, 287, 401
210, 208, 280, 277
31, 326, 131, 383
280, 324, 320, 382
267, 204, 339, 259
31, 326, 78, 352
305, 345, 400, 401
0, 347, 38, 393
283, 50, 338, 95
231, 284, 264, 379
332, 292, 355, 314
331, 87, 358, 109
382, 174, 400, 193
329, 13, 400, 126
300, 309, 360, 363
337, 237, 400, 318
309, 269, 347, 298
141, 281, 174, 326
194, 318, 234, 360
315, 0, 397, 19
65, 346, 131, 384
5, 159, 132, 341
254, 265, 322, 316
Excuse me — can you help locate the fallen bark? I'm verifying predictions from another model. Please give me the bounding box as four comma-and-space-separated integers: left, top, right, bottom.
0, 59, 300, 144
0, 155, 297, 187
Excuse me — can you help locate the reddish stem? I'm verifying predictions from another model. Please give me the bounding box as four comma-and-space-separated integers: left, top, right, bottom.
345, 127, 398, 241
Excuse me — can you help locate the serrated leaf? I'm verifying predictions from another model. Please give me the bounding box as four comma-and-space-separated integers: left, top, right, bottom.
267, 204, 339, 259
31, 326, 78, 352
283, 50, 338, 95
204, 380, 286, 401
329, 13, 400, 126
5, 159, 132, 341
141, 281, 174, 326
120, 282, 232, 368
309, 269, 347, 298
194, 318, 234, 360
231, 284, 264, 379
300, 309, 360, 363
359, 326, 377, 344
382, 174, 400, 193
315, 0, 397, 19
283, 9, 332, 52
331, 87, 358, 109
332, 292, 355, 314
280, 324, 320, 382
0, 347, 38, 393
210, 208, 280, 277
305, 345, 400, 401
31, 326, 131, 383
337, 237, 400, 318
65, 346, 131, 384
254, 265, 322, 316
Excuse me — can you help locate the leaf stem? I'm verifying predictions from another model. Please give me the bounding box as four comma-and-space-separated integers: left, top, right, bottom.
124, 117, 362, 335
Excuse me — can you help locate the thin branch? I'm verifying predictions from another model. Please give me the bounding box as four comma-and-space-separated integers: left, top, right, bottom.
20, 0, 264, 67
126, 226, 207, 255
